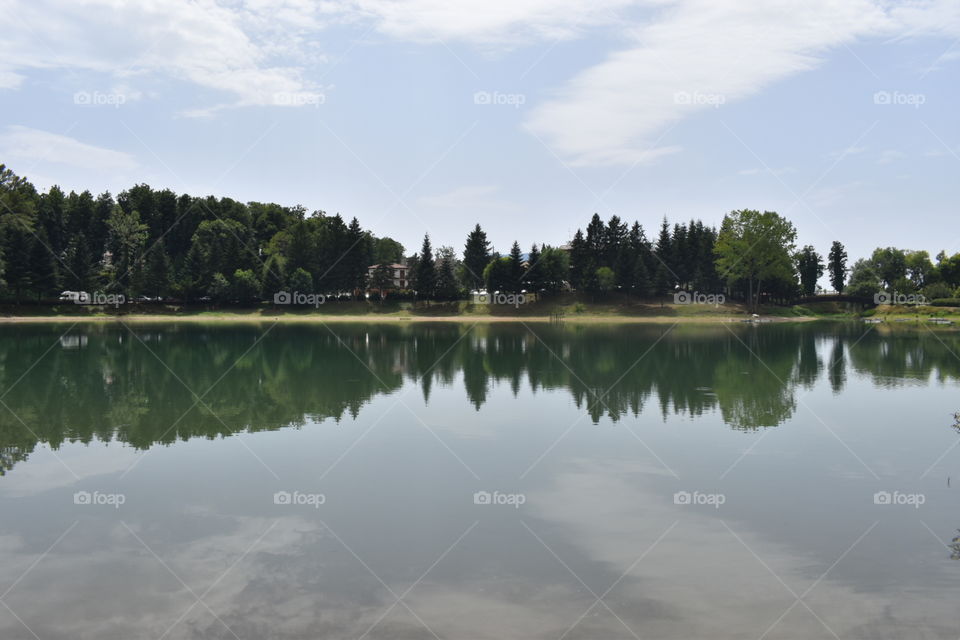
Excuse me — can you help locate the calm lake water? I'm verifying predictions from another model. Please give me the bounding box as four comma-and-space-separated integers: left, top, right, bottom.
1, 321, 959, 639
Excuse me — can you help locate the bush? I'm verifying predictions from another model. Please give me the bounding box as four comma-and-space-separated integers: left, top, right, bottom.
930, 298, 960, 307
922, 282, 953, 300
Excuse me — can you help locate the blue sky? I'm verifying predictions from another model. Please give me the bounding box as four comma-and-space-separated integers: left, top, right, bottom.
1, 0, 958, 262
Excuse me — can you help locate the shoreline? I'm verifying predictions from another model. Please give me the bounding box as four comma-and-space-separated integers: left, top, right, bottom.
0, 312, 822, 325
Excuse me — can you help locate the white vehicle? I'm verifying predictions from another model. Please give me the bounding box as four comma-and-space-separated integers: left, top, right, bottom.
58, 291, 89, 303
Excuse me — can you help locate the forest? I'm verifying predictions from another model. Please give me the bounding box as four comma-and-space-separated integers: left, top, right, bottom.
2, 163, 959, 310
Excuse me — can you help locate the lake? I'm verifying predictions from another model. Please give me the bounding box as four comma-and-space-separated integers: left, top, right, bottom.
1, 321, 959, 639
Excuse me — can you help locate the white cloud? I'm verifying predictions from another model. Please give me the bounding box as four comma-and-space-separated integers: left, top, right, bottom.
0, 126, 138, 171
351, 0, 638, 45
0, 0, 328, 114
525, 0, 898, 166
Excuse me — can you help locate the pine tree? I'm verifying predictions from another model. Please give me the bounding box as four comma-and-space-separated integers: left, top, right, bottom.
632, 254, 651, 297
585, 213, 605, 269
569, 229, 590, 291
414, 234, 436, 298
65, 233, 95, 292
4, 227, 33, 302
508, 241, 524, 292
654, 217, 675, 291
29, 231, 59, 300
525, 244, 542, 293
462, 224, 490, 289
434, 247, 459, 300
143, 240, 171, 298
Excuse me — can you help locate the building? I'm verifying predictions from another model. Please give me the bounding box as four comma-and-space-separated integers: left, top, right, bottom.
367, 263, 410, 290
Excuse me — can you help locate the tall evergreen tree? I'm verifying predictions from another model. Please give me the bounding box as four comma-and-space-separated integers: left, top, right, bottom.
29, 232, 59, 300
525, 244, 542, 293
414, 234, 436, 297
569, 229, 590, 291
462, 224, 491, 288
435, 246, 459, 299
508, 241, 524, 292
143, 240, 172, 297
654, 217, 674, 290
65, 232, 95, 292
585, 213, 605, 269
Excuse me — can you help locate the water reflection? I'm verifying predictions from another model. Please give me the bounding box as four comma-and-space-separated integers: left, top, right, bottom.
1, 322, 959, 476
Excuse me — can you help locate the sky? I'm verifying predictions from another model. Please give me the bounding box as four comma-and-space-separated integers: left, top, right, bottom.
0, 0, 958, 262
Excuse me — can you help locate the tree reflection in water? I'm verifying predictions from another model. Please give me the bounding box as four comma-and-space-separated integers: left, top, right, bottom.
1, 322, 959, 475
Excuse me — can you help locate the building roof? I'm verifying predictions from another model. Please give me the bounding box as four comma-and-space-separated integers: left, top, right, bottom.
368, 263, 407, 269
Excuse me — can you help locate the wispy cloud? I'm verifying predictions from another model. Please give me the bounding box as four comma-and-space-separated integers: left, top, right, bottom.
0, 126, 138, 171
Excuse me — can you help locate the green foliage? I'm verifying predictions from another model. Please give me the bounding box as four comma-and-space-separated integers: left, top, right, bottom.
462, 224, 490, 288
232, 269, 261, 303
828, 241, 847, 293
715, 209, 797, 310
922, 281, 953, 300
483, 257, 512, 293
434, 246, 460, 300
208, 272, 231, 302
595, 266, 615, 293
373, 237, 404, 265
795, 245, 824, 296
413, 234, 436, 297
905, 250, 933, 289
288, 267, 313, 294
538, 246, 569, 292
845, 259, 881, 298
29, 232, 59, 300
105, 205, 148, 292
508, 241, 524, 293
870, 247, 907, 289
260, 254, 286, 299
369, 262, 393, 301
1, 160, 954, 313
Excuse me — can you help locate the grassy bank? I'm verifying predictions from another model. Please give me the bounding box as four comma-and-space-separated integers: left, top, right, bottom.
0, 295, 957, 325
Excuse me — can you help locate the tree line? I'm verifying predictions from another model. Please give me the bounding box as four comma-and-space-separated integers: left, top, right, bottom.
2, 163, 959, 309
